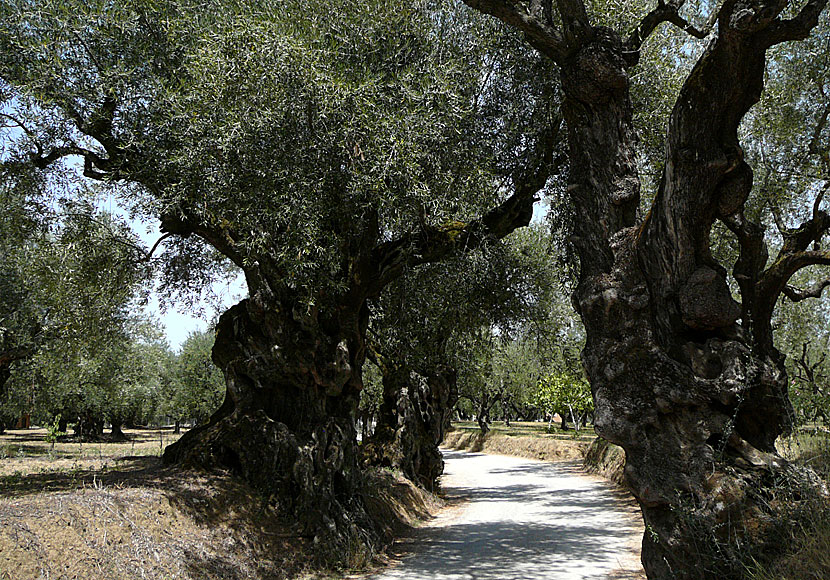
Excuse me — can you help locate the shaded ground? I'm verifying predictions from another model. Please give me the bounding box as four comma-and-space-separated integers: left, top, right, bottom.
369, 449, 645, 580
0, 426, 180, 479
0, 426, 313, 580
0, 427, 434, 580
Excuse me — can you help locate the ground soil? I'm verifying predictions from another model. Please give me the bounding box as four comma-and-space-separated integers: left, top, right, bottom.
0, 427, 434, 580
1, 423, 641, 580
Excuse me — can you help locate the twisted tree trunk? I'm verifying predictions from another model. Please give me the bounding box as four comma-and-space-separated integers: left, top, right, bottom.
163, 291, 379, 560
159, 179, 541, 561
361, 364, 457, 488
464, 1, 828, 577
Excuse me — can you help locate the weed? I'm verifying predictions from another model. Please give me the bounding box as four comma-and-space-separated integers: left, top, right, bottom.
44, 415, 67, 453
3, 470, 24, 486
668, 445, 830, 580
646, 524, 659, 544
739, 434, 830, 580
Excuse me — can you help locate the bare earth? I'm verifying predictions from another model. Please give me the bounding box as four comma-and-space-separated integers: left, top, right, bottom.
369, 449, 645, 580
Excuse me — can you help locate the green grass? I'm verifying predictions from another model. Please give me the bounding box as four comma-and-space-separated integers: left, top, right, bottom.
778, 428, 830, 478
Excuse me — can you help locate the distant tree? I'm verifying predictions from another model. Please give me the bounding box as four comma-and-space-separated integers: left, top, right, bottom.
532, 372, 594, 433
27, 204, 151, 438
165, 329, 225, 432
363, 223, 566, 483
108, 324, 177, 437
0, 161, 54, 405
357, 361, 383, 443
0, 178, 152, 437
774, 289, 830, 427
452, 224, 584, 434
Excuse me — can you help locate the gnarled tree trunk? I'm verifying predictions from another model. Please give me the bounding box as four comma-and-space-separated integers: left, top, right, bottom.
361, 364, 457, 489
463, 0, 828, 577
160, 175, 541, 562
163, 292, 379, 561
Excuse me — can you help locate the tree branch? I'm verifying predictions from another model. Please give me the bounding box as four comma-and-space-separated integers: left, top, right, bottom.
782, 277, 830, 302
775, 209, 830, 260
145, 232, 174, 262
0, 112, 37, 138
370, 114, 561, 292
624, 0, 707, 64
0, 112, 113, 174
160, 207, 248, 270
808, 101, 830, 159
462, 0, 571, 62
762, 0, 829, 47
760, 249, 830, 304
555, 0, 592, 45
370, 187, 539, 292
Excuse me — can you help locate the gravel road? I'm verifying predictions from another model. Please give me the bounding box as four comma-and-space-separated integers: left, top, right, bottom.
369, 449, 645, 580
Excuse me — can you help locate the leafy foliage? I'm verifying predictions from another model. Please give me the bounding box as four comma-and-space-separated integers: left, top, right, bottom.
532, 372, 593, 431
164, 329, 225, 427
0, 0, 558, 310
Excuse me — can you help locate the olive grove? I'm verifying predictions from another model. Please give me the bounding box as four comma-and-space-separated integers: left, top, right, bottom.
4, 0, 830, 576
0, 0, 558, 560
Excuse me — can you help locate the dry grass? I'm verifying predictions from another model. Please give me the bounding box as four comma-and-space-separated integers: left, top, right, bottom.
583, 438, 627, 486
0, 427, 440, 580
0, 426, 179, 479
444, 421, 593, 462
451, 420, 597, 441
740, 429, 830, 580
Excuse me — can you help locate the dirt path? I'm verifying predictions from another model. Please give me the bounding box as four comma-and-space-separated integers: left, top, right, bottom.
369, 449, 645, 580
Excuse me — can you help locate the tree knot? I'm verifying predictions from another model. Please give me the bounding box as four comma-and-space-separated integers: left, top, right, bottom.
679, 267, 741, 330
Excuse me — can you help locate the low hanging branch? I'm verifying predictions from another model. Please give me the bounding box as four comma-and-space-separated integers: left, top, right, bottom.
461, 0, 571, 61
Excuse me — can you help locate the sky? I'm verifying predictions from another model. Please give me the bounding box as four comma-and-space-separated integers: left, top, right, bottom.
0, 120, 243, 349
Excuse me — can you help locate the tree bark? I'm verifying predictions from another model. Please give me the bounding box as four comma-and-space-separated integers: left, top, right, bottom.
74, 412, 104, 439
0, 364, 9, 398
163, 292, 380, 561
462, 1, 829, 577
110, 420, 126, 441
563, 32, 791, 577
361, 365, 457, 489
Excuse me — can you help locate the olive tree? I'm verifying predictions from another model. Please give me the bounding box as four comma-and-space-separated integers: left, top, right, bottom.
0, 0, 556, 557
165, 329, 225, 432
462, 0, 830, 576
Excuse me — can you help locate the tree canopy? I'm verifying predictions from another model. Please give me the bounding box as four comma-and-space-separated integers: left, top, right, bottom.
5, 0, 830, 575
